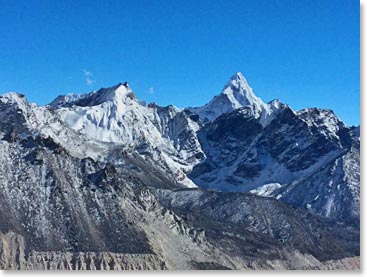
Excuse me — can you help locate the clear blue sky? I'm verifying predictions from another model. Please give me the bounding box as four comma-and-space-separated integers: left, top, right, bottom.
0, 0, 359, 126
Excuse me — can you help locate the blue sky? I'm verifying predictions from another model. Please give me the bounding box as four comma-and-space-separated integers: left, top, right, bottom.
0, 0, 359, 126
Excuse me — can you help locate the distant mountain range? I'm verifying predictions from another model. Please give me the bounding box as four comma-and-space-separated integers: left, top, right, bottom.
0, 72, 359, 269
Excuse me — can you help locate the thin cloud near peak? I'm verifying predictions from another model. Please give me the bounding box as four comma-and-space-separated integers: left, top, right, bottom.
83, 69, 95, 86
148, 87, 155, 94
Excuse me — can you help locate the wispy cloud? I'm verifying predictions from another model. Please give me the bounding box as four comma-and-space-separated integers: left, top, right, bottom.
83, 69, 96, 86
148, 87, 155, 94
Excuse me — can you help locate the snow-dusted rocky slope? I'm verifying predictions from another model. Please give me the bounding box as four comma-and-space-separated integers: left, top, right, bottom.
0, 72, 360, 269
0, 122, 359, 269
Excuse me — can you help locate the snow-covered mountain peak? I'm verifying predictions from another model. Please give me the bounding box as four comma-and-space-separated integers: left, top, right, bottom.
224, 71, 249, 90
228, 71, 248, 83
0, 92, 27, 105
268, 99, 284, 109
49, 82, 136, 109
221, 72, 267, 111
188, 72, 273, 124
295, 108, 351, 145
78, 82, 136, 107
297, 108, 344, 130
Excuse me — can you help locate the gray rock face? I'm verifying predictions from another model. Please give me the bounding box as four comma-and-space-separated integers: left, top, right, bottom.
190, 104, 359, 223
0, 73, 360, 270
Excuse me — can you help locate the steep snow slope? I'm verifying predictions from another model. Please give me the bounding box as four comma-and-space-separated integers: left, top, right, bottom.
50, 83, 205, 188
0, 92, 198, 189
0, 92, 120, 161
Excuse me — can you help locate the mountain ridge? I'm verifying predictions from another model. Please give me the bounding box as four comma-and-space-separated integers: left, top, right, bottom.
0, 72, 360, 269
0, 72, 359, 223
